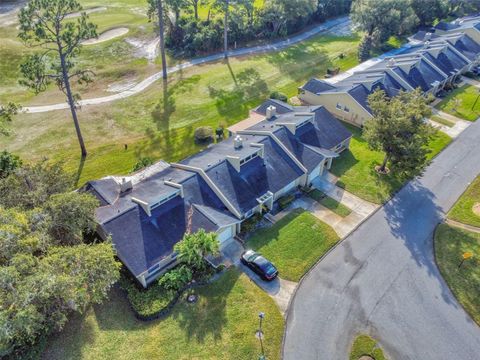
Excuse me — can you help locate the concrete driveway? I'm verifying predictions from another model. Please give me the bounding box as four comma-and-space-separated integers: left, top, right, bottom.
283, 119, 480, 359
220, 238, 297, 315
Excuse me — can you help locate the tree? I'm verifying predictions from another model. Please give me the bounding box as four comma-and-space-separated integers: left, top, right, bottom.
148, 0, 169, 79
0, 243, 119, 356
411, 0, 448, 27
18, 0, 97, 158
165, 0, 187, 25
351, 0, 417, 59
449, 0, 480, 16
0, 151, 22, 179
45, 192, 99, 246
0, 161, 73, 210
0, 103, 20, 136
364, 88, 435, 177
186, 0, 201, 19
174, 229, 219, 271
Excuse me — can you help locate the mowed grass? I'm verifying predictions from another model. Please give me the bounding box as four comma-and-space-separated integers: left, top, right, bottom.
308, 189, 352, 217
1, 34, 360, 185
247, 209, 340, 282
349, 334, 387, 360
430, 115, 455, 127
436, 85, 480, 121
449, 176, 480, 227
42, 269, 284, 360
0, 0, 163, 104
434, 224, 480, 326
330, 123, 452, 204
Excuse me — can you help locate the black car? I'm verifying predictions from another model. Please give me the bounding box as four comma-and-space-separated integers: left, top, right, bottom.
241, 250, 278, 281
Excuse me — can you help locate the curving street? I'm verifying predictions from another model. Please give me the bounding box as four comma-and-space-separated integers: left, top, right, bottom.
283, 120, 480, 359
23, 16, 350, 113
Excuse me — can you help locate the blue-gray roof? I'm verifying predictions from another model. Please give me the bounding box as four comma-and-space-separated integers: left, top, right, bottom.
392, 60, 446, 91
301, 78, 337, 94
449, 34, 480, 61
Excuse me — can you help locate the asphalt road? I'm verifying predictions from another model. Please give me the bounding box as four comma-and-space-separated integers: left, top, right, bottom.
283, 120, 480, 359
23, 17, 350, 113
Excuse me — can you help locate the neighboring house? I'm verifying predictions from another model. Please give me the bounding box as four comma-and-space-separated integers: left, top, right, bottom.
86, 99, 351, 287
299, 17, 480, 126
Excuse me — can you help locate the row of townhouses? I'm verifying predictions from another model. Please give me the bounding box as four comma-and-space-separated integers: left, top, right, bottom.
86, 15, 480, 287
299, 16, 480, 126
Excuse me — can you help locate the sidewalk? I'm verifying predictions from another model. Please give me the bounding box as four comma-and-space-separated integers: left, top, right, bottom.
430, 108, 471, 138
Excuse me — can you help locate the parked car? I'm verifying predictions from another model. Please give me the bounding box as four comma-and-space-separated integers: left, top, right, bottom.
241, 250, 278, 281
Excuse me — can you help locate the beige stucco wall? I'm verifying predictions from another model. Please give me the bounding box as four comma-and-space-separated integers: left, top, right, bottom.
299, 91, 371, 126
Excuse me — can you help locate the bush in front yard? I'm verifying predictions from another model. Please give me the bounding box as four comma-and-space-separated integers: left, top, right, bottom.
158, 265, 193, 292
278, 194, 295, 210
269, 91, 288, 102
194, 126, 214, 143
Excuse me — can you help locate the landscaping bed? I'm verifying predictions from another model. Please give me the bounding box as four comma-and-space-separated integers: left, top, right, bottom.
436, 84, 480, 121
449, 175, 480, 228
434, 224, 480, 325
349, 334, 387, 360
307, 188, 352, 217
330, 123, 451, 204
42, 269, 284, 360
247, 209, 340, 281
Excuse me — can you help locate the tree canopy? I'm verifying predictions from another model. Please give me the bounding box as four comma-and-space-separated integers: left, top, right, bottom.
174, 229, 220, 272
364, 88, 435, 177
0, 162, 119, 357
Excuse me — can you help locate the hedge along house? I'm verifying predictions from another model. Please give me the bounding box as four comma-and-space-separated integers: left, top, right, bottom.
87, 100, 351, 287
298, 21, 480, 126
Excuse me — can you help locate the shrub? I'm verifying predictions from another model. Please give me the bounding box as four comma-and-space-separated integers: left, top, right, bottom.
269, 91, 288, 102
241, 213, 263, 234
0, 150, 22, 179
132, 157, 153, 172
194, 126, 214, 143
158, 265, 193, 292
119, 274, 176, 318
278, 194, 295, 210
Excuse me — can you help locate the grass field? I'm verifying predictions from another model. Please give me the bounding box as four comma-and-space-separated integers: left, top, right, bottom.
449, 175, 480, 228
247, 209, 340, 282
308, 189, 352, 217
436, 85, 480, 121
330, 123, 452, 204
41, 269, 284, 360
435, 224, 480, 326
349, 334, 387, 360
1, 34, 360, 185
0, 0, 162, 104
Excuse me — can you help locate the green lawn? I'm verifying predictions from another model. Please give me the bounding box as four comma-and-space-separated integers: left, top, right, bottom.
349, 334, 387, 360
247, 209, 340, 282
330, 123, 452, 204
430, 115, 455, 128
449, 176, 480, 228
41, 269, 284, 360
1, 34, 360, 185
308, 189, 352, 217
436, 85, 480, 121
435, 224, 480, 326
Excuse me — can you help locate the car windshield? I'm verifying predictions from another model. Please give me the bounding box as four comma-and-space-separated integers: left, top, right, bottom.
254, 256, 276, 274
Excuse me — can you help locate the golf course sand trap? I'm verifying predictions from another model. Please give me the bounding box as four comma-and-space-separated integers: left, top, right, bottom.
66, 6, 107, 19
82, 27, 129, 45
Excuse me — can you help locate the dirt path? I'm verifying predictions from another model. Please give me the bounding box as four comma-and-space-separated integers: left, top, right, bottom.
82, 27, 129, 45
23, 16, 351, 113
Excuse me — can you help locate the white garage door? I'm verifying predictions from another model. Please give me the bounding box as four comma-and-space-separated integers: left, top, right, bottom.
217, 226, 233, 243
309, 165, 321, 182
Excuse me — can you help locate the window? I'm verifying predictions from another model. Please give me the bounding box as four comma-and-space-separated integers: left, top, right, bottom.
336, 102, 342, 110
151, 192, 178, 210
240, 152, 258, 166
344, 106, 350, 113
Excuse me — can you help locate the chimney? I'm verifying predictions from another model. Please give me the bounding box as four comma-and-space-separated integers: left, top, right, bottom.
120, 177, 133, 193
425, 32, 432, 41
234, 135, 243, 149
266, 105, 277, 120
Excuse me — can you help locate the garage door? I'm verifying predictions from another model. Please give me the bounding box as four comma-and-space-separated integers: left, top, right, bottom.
217, 226, 233, 243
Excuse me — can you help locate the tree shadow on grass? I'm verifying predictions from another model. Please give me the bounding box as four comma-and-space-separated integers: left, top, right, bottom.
171, 269, 241, 343
207, 66, 269, 120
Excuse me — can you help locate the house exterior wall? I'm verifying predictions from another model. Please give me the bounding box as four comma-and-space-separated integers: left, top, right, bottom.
299, 91, 371, 126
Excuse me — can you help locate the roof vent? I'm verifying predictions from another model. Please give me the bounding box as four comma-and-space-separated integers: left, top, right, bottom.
266, 105, 277, 120
425, 32, 432, 41
234, 135, 243, 149
120, 177, 133, 193
387, 58, 395, 67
